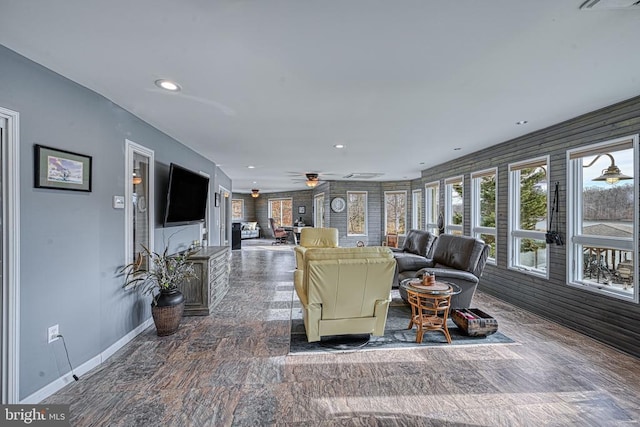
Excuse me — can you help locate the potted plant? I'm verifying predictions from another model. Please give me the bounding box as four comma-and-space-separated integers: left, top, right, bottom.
121, 244, 197, 336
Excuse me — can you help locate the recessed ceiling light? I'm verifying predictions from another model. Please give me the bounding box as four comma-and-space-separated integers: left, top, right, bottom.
454, 147, 462, 151
516, 120, 528, 125
155, 79, 181, 92
247, 165, 255, 169
334, 144, 345, 149
419, 162, 425, 165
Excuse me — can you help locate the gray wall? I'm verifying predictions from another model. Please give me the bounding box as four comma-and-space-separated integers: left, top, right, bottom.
232, 193, 257, 222
254, 190, 314, 237
240, 181, 415, 246
418, 95, 640, 358
0, 45, 231, 399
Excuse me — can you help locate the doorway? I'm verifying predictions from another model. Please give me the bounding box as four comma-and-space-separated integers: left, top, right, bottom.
0, 107, 20, 403
314, 193, 325, 228
125, 140, 154, 268
219, 186, 230, 245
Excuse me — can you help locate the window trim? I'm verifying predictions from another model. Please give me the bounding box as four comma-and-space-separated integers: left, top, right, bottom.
566, 134, 639, 302
384, 190, 407, 236
425, 181, 440, 234
268, 197, 293, 227
507, 156, 549, 279
231, 199, 244, 221
471, 168, 497, 264
412, 188, 423, 230
347, 191, 368, 236
444, 176, 464, 235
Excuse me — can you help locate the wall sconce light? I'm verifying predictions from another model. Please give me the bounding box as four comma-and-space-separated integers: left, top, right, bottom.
251, 189, 260, 198
305, 173, 319, 188
584, 153, 633, 185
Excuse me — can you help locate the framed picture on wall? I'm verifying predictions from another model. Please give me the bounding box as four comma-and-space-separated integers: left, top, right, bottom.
34, 144, 92, 192
215, 192, 220, 207
298, 206, 306, 214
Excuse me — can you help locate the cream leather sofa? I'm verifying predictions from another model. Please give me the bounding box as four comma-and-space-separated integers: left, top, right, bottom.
293, 246, 396, 342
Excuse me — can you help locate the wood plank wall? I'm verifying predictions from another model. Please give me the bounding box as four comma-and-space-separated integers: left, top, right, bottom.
416, 95, 640, 357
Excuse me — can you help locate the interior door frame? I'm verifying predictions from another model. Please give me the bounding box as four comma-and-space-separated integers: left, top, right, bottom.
314, 192, 325, 228
219, 185, 230, 245
0, 107, 20, 403
124, 140, 154, 266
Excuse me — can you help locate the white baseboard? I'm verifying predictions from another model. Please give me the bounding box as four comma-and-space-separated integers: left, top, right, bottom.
21, 318, 154, 404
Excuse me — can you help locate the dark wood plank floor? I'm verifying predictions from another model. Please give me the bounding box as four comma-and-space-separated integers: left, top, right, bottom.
44, 239, 640, 426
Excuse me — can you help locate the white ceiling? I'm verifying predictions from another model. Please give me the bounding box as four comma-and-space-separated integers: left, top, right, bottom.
1, 0, 639, 193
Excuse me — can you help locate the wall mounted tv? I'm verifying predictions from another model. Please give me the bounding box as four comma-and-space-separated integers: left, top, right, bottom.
163, 163, 210, 227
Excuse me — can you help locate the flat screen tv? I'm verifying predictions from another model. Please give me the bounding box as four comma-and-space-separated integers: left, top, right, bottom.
163, 163, 210, 227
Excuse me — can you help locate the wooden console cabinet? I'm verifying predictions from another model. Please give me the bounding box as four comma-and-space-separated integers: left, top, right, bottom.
178, 246, 230, 316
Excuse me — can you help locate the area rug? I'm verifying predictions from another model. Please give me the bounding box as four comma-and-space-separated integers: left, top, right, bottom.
289, 297, 515, 355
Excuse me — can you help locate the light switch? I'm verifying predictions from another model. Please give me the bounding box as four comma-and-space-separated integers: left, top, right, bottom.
113, 196, 125, 209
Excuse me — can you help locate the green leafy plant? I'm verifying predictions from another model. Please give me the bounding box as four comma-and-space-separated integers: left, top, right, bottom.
121, 244, 197, 305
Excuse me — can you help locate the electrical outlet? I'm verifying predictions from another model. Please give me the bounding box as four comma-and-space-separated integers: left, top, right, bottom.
48, 325, 59, 343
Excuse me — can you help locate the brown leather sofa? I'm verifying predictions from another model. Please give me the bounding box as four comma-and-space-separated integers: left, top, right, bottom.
399, 234, 490, 308
392, 229, 438, 285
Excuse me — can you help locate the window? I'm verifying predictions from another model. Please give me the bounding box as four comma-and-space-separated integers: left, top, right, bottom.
472, 169, 497, 263
444, 176, 463, 235
567, 135, 638, 301
385, 191, 407, 235
268, 198, 293, 227
347, 191, 367, 236
231, 199, 243, 220
508, 157, 548, 276
412, 189, 423, 230
425, 182, 440, 234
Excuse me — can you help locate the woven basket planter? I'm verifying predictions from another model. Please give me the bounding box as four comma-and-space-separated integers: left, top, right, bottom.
151, 289, 185, 336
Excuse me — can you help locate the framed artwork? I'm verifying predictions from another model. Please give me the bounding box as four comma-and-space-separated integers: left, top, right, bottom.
215, 192, 220, 207
298, 206, 306, 214
34, 144, 92, 192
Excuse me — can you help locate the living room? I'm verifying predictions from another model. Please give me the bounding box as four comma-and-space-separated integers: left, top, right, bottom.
1, 1, 640, 424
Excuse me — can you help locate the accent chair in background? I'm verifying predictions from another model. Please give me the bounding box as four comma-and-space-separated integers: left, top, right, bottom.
268, 218, 290, 245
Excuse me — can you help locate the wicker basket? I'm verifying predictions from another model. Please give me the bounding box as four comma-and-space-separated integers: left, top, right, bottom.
151, 301, 185, 336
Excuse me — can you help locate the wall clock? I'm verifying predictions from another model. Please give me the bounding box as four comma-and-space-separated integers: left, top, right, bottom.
330, 197, 346, 213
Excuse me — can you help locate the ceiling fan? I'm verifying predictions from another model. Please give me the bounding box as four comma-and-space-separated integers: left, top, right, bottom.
287, 171, 336, 188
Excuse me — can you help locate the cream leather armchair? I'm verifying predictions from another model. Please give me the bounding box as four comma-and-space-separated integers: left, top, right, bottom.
293, 246, 397, 342
294, 227, 339, 270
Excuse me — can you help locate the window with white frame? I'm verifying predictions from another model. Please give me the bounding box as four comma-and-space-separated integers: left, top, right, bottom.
412, 189, 423, 230
268, 198, 293, 227
508, 157, 548, 276
231, 199, 243, 220
385, 191, 407, 235
567, 135, 638, 301
471, 169, 497, 263
445, 177, 463, 235
347, 191, 367, 236
425, 182, 440, 234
